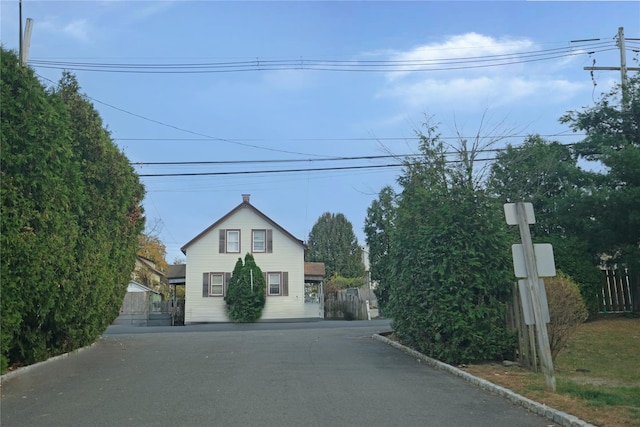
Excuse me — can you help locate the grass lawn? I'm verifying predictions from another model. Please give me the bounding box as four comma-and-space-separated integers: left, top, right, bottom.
463, 316, 640, 427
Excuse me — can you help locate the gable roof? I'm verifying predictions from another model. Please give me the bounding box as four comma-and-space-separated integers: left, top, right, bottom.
167, 263, 186, 279
136, 255, 165, 277
167, 264, 186, 285
127, 280, 161, 294
304, 262, 326, 277
181, 196, 307, 254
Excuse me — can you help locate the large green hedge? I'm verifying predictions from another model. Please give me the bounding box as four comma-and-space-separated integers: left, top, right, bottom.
382, 123, 515, 365
1, 48, 145, 372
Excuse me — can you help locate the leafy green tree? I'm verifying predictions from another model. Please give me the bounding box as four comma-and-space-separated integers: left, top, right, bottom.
364, 186, 397, 313
560, 73, 640, 273
0, 49, 144, 372
225, 254, 266, 322
305, 212, 364, 279
387, 122, 515, 365
487, 135, 602, 315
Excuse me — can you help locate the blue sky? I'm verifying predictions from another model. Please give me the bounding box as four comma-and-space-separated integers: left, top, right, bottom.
2, 1, 639, 263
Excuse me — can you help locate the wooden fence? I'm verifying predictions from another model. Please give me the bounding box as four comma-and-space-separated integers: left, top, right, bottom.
325, 288, 369, 320
600, 268, 636, 313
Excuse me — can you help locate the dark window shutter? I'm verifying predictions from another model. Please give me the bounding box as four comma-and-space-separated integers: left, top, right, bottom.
266, 229, 273, 253
203, 272, 210, 297
219, 229, 226, 253
282, 272, 289, 296
224, 272, 231, 295
263, 272, 268, 293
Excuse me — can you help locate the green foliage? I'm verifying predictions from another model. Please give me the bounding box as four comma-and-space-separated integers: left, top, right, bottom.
0, 48, 144, 371
386, 122, 515, 365
545, 235, 602, 317
305, 212, 364, 279
560, 73, 640, 273
323, 274, 365, 297
364, 186, 396, 313
487, 136, 602, 316
224, 254, 266, 322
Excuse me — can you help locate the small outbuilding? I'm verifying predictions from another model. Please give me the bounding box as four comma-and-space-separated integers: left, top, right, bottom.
115, 280, 163, 326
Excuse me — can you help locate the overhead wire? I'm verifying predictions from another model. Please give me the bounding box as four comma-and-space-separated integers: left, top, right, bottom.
27, 41, 619, 73
116, 132, 585, 143
32, 35, 610, 180
131, 142, 577, 167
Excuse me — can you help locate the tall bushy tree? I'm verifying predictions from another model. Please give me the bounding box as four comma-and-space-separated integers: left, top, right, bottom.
1, 49, 82, 367
49, 72, 144, 352
305, 212, 364, 279
560, 73, 640, 273
387, 122, 514, 365
487, 136, 602, 315
1, 49, 144, 371
225, 254, 266, 322
364, 186, 397, 313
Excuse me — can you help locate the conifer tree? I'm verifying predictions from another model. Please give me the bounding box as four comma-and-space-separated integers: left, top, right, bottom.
225, 254, 266, 322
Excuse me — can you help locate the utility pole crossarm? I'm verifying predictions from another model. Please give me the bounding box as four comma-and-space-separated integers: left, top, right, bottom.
584, 67, 640, 71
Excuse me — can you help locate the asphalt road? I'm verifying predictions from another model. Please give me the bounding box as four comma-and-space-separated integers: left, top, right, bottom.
1, 320, 556, 427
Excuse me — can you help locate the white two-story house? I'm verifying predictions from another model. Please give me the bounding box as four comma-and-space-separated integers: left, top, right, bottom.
181, 194, 321, 323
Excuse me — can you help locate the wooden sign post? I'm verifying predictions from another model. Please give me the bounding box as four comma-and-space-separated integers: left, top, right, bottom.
505, 202, 556, 392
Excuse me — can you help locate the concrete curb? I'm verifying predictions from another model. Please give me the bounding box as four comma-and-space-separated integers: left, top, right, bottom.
0, 342, 96, 383
373, 333, 596, 427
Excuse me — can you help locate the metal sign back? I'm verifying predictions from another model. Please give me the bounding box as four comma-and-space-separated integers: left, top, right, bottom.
504, 202, 535, 225
512, 243, 556, 278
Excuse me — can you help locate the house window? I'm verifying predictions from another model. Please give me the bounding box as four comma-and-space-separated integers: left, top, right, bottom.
252, 230, 266, 252
268, 272, 281, 295
226, 230, 240, 253
210, 273, 224, 296
266, 271, 288, 296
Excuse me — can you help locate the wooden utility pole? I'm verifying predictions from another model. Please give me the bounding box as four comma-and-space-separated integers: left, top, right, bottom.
583, 27, 640, 108
19, 0, 22, 63
18, 0, 34, 67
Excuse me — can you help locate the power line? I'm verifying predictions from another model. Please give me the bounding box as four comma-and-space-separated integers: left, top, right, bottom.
117, 133, 585, 143
132, 142, 576, 167
27, 41, 619, 74
138, 157, 501, 178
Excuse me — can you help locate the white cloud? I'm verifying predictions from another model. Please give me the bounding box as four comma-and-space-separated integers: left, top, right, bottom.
384, 32, 534, 81
131, 1, 177, 21
375, 32, 589, 118
62, 19, 92, 43
38, 17, 95, 44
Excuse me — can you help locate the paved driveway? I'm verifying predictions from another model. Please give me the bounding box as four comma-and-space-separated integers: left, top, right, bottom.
1, 320, 556, 427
